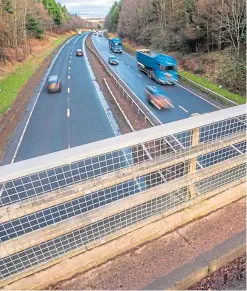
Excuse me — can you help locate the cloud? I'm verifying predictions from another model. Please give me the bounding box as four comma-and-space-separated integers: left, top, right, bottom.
56, 0, 116, 17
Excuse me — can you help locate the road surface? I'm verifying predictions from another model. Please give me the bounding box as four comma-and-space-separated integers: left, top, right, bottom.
92, 34, 220, 124
2, 34, 115, 165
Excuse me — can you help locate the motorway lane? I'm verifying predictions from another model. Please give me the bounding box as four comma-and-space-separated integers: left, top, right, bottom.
0, 36, 245, 279
3, 34, 115, 164
92, 35, 218, 124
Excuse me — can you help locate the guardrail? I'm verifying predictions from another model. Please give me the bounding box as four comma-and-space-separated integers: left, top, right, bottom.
179, 74, 238, 107
0, 104, 246, 285
85, 34, 160, 126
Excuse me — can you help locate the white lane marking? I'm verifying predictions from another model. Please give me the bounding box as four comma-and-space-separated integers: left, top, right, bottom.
69, 60, 71, 63
123, 51, 136, 60
138, 74, 143, 78
68, 75, 70, 79
10, 35, 77, 164
67, 108, 70, 117
68, 88, 70, 93
176, 83, 221, 109
69, 67, 70, 70
179, 105, 189, 113
70, 56, 72, 58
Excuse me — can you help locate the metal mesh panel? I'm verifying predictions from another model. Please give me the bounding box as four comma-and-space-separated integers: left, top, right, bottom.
0, 108, 246, 281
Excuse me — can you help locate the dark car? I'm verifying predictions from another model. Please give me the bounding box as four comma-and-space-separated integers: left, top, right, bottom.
76, 49, 83, 57
108, 55, 119, 65
47, 75, 61, 93
145, 85, 173, 110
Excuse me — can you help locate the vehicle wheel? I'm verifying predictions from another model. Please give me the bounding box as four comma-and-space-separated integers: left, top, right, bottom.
148, 70, 153, 80
138, 64, 143, 72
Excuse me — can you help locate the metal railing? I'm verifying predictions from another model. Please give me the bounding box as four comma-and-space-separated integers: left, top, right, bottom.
86, 35, 161, 126
0, 105, 246, 284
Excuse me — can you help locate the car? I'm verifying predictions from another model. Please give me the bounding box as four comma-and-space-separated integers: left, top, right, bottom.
145, 85, 173, 110
108, 55, 119, 65
76, 49, 83, 56
94, 32, 97, 35
98, 32, 103, 37
47, 75, 61, 93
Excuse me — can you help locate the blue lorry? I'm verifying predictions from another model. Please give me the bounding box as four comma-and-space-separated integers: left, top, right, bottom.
136, 49, 178, 85
108, 37, 123, 53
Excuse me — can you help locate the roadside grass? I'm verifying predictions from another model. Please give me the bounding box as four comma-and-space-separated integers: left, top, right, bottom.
0, 35, 70, 116
180, 71, 246, 105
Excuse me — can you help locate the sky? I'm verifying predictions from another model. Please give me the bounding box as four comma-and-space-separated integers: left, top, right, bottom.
56, 0, 116, 18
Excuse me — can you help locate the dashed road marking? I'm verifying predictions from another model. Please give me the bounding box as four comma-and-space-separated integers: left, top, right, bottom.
67, 108, 70, 117
68, 88, 70, 93
179, 105, 189, 113
69, 67, 70, 70
68, 75, 70, 79
138, 74, 143, 78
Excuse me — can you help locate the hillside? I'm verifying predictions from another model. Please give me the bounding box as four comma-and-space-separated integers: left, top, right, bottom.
105, 0, 246, 97
0, 0, 87, 72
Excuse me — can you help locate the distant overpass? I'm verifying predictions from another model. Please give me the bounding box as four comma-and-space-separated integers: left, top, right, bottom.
0, 104, 246, 287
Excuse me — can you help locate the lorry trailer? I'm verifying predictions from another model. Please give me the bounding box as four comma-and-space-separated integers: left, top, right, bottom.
136, 49, 178, 85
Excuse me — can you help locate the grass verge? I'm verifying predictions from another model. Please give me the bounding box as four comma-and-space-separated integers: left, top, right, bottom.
179, 71, 245, 105
0, 35, 70, 116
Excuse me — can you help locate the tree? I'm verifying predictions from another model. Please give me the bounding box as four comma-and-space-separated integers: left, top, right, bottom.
26, 14, 44, 39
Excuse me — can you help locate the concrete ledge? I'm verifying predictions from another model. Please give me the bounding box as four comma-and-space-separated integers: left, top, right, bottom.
143, 231, 246, 290
1, 182, 246, 290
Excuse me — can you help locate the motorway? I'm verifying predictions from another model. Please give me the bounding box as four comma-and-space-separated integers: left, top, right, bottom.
92, 34, 220, 124
2, 33, 115, 165
0, 34, 246, 280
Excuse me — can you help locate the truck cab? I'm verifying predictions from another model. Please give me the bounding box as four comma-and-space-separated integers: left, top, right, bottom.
108, 38, 123, 53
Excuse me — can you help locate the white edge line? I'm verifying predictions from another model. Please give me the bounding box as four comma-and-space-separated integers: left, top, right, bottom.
10, 35, 78, 164
83, 34, 118, 137
91, 36, 162, 126
122, 50, 136, 60
179, 105, 189, 113
176, 83, 221, 110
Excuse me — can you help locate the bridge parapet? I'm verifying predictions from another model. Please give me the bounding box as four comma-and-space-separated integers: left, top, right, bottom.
0, 104, 246, 284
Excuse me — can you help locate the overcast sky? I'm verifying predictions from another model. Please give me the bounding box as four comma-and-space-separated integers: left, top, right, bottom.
57, 0, 116, 18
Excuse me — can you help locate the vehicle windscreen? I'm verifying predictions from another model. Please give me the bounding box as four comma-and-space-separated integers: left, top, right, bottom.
48, 77, 58, 84
159, 64, 176, 71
